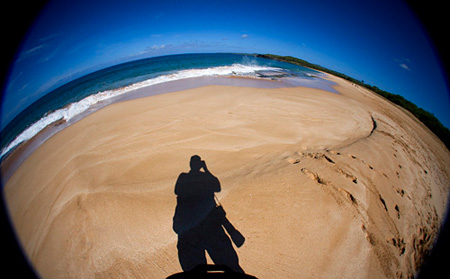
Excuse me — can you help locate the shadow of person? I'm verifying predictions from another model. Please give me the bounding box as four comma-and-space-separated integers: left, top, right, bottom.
173, 155, 244, 273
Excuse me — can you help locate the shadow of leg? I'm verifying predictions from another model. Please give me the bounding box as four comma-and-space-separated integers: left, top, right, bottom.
205, 225, 244, 273
177, 232, 207, 271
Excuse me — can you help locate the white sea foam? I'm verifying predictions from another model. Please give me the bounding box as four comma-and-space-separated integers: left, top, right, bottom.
0, 64, 279, 159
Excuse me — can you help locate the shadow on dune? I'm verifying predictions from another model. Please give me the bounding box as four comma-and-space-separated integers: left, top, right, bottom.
172, 155, 246, 275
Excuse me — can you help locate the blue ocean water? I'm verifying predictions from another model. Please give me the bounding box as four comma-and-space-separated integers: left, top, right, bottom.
0, 53, 324, 160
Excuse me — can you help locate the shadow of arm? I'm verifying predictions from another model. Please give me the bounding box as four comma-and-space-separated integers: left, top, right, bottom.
175, 173, 187, 195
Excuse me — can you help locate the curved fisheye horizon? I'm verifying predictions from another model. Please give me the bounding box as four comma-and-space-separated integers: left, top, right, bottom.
1, 0, 449, 279
1, 0, 449, 130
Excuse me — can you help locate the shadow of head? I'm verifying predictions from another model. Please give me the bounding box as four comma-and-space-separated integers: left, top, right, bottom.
190, 155, 203, 172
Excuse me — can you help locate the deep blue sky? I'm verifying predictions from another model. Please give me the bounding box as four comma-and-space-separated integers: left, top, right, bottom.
2, 0, 449, 129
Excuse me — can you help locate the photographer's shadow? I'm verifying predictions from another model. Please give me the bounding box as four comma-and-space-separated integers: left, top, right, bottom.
172, 155, 245, 273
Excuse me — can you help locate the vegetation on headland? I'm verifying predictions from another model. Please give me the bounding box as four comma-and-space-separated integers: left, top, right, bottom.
256, 54, 450, 150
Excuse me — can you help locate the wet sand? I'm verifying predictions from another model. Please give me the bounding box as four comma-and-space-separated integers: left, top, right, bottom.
3, 75, 450, 278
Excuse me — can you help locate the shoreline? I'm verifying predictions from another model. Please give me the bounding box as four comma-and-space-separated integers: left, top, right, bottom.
1, 119, 66, 183
0, 75, 334, 184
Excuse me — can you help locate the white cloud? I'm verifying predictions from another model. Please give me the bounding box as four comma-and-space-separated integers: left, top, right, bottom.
16, 33, 62, 63
149, 44, 167, 50
16, 44, 46, 62
241, 34, 248, 39
133, 44, 174, 56
399, 63, 411, 71
395, 58, 412, 71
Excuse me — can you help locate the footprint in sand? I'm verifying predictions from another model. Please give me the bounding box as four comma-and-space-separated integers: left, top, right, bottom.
328, 150, 341, 155
391, 237, 406, 256
299, 151, 359, 184
300, 168, 316, 180
395, 188, 405, 197
361, 224, 376, 245
336, 167, 358, 184
337, 188, 357, 205
323, 154, 335, 164
379, 195, 388, 212
300, 168, 329, 185
395, 205, 401, 219
287, 157, 301, 164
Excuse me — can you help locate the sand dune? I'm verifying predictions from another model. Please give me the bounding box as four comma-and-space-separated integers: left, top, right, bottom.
4, 76, 450, 278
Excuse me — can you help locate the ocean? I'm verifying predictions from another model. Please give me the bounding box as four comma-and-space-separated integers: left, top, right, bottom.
0, 53, 329, 161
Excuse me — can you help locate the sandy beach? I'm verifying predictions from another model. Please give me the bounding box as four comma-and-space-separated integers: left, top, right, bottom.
3, 75, 450, 278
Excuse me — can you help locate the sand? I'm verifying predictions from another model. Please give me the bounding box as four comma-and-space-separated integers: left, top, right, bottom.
3, 75, 450, 278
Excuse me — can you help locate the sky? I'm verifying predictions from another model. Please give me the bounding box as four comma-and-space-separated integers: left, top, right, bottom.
2, 0, 449, 129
